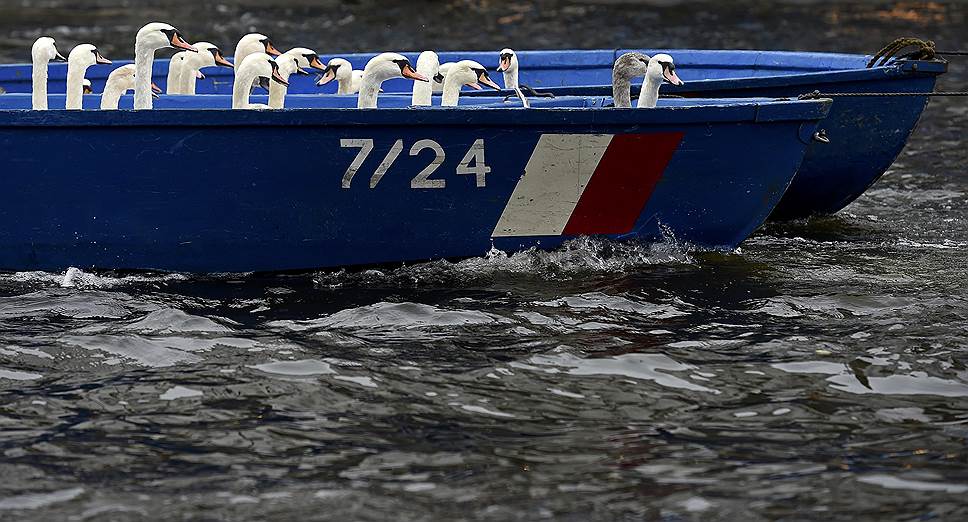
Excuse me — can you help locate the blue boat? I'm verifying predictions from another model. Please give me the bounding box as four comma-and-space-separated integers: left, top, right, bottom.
0, 98, 829, 272
1, 49, 937, 219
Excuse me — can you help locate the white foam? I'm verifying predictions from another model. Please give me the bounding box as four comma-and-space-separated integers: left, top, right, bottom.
159, 386, 203, 401
0, 487, 84, 510
858, 474, 968, 493
526, 353, 718, 393
251, 359, 335, 376
0, 368, 43, 381
460, 404, 515, 418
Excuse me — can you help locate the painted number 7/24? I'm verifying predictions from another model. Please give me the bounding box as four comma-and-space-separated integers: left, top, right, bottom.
340, 139, 491, 189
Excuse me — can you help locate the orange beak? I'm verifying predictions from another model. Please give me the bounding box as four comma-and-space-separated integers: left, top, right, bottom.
498, 56, 511, 72
171, 33, 198, 53
95, 51, 112, 65
151, 82, 162, 94
663, 69, 684, 86
264, 40, 282, 57
214, 50, 234, 68
309, 55, 325, 71
317, 67, 336, 86
271, 67, 289, 87
478, 73, 501, 91
401, 64, 428, 82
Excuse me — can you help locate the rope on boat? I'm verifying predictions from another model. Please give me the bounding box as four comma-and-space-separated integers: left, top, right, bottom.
867, 37, 938, 67
798, 90, 968, 99
936, 50, 968, 56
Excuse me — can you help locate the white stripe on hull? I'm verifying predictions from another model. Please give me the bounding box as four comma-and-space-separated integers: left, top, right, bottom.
492, 134, 613, 238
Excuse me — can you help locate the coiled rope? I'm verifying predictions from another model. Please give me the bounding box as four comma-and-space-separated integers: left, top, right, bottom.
867, 37, 968, 66
868, 37, 937, 67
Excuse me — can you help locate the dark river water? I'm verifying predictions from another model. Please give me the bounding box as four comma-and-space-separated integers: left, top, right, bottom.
1, 1, 967, 520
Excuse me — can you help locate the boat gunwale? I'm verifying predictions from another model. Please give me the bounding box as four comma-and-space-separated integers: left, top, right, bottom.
0, 98, 831, 127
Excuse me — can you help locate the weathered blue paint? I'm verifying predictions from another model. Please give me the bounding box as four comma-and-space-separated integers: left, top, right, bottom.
0, 99, 829, 272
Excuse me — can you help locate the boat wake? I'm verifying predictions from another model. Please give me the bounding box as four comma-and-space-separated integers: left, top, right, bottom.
314, 236, 696, 288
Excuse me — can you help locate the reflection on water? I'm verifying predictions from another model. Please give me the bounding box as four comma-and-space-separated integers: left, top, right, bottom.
1, 0, 968, 520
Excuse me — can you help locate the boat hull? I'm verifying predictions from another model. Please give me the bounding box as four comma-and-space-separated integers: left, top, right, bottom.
0, 50, 940, 220
0, 102, 827, 272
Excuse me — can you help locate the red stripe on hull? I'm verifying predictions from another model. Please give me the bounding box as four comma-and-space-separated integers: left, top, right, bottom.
562, 132, 684, 236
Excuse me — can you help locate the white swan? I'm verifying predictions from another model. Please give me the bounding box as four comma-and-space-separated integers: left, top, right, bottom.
234, 33, 281, 92
233, 52, 288, 109
267, 48, 323, 108
637, 53, 683, 108
411, 50, 439, 106
498, 48, 551, 107
440, 60, 501, 107
134, 22, 197, 109
66, 44, 111, 110
31, 37, 66, 110
100, 64, 136, 109
432, 62, 454, 93
176, 42, 234, 94
358, 53, 427, 109
611, 52, 651, 108
316, 58, 363, 94
99, 65, 162, 110
497, 48, 521, 90
268, 48, 324, 109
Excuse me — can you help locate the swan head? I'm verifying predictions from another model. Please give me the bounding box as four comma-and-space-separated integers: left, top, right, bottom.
274, 54, 308, 78
32, 37, 66, 63
317, 58, 352, 86
136, 22, 197, 53
237, 34, 282, 58
106, 64, 136, 89
284, 48, 325, 72
497, 48, 518, 73
240, 52, 290, 87
613, 52, 651, 81
107, 64, 160, 98
449, 60, 501, 91
416, 51, 440, 71
363, 53, 428, 83
192, 42, 234, 69
649, 53, 683, 86
68, 44, 112, 69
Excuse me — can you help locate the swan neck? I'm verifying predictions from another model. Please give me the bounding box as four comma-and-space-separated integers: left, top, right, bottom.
233, 68, 257, 109
337, 76, 353, 94
167, 58, 183, 94
637, 75, 660, 109
184, 72, 198, 95
65, 64, 86, 110
612, 72, 632, 108
100, 83, 125, 110
441, 77, 462, 107
412, 79, 433, 106
32, 55, 48, 110
134, 47, 155, 110
268, 78, 288, 109
503, 67, 519, 89
358, 77, 381, 109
